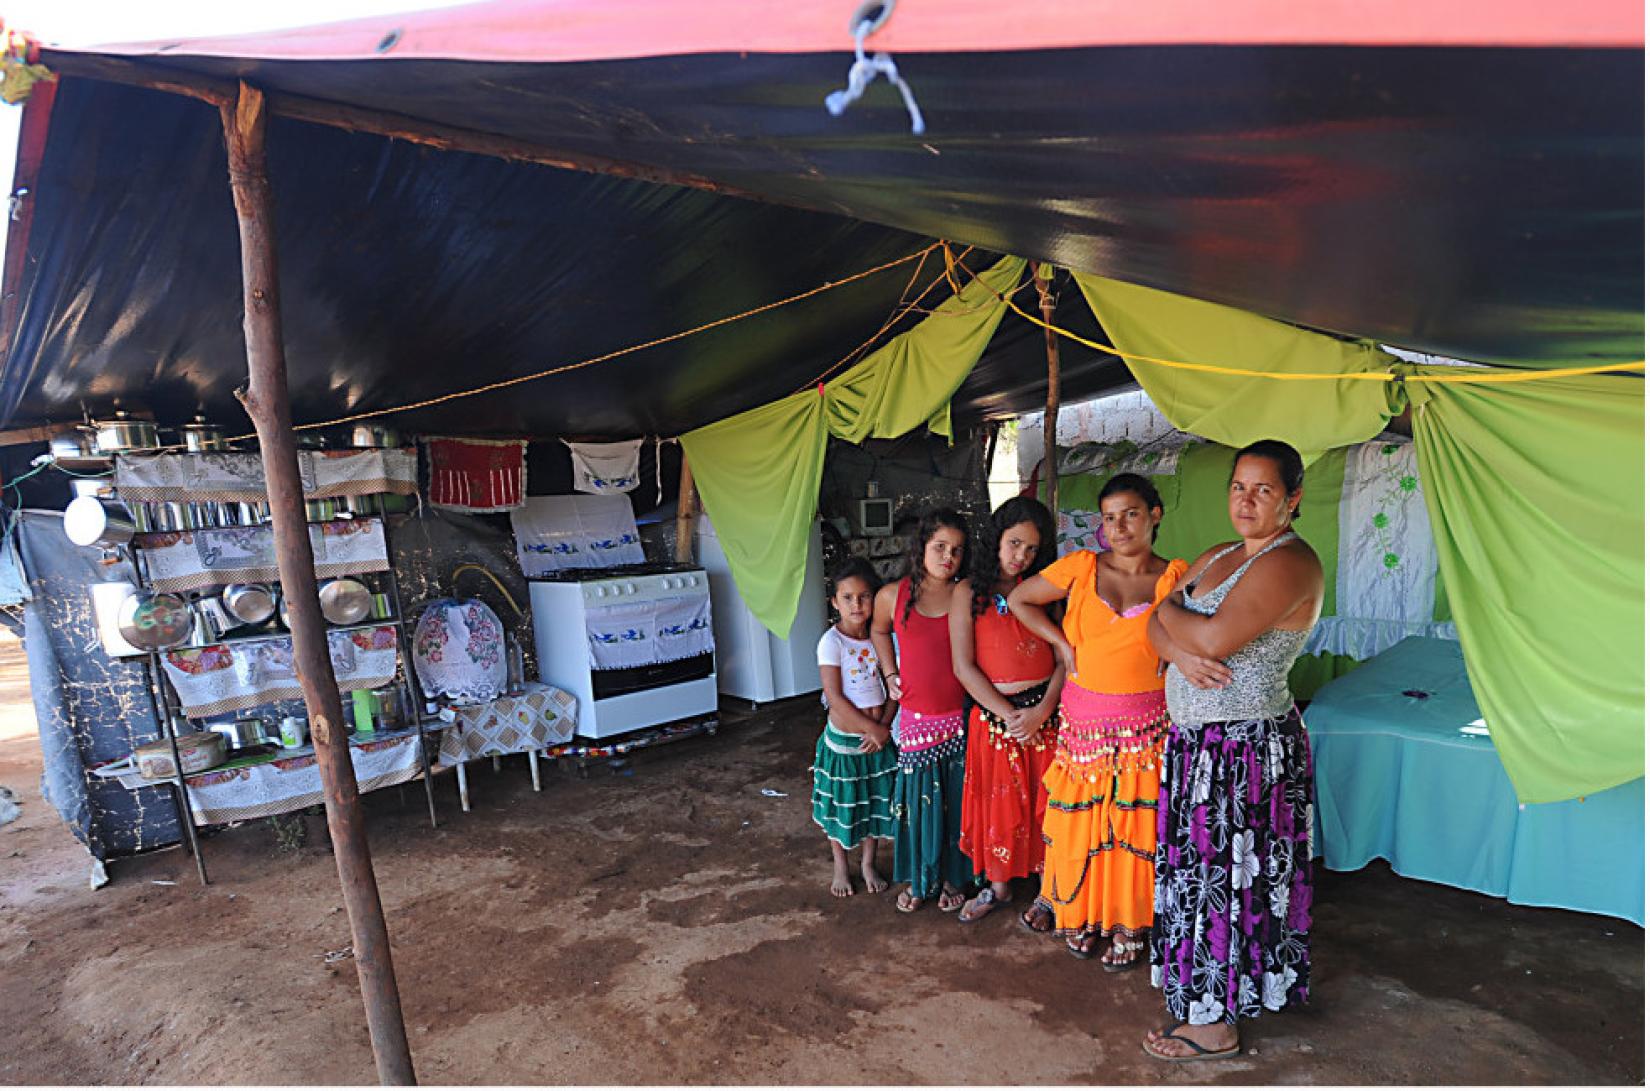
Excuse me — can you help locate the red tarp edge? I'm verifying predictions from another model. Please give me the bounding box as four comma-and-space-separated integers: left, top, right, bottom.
53, 0, 1646, 64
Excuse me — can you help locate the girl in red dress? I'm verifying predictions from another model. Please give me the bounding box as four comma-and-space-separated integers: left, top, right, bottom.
951, 497, 1063, 921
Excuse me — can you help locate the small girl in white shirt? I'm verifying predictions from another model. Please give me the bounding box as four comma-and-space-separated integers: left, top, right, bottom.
812, 557, 898, 897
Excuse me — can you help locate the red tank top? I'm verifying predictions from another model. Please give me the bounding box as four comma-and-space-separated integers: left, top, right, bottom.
893, 578, 966, 714
973, 600, 1056, 684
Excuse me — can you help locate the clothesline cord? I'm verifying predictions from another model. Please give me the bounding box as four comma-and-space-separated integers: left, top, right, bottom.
207, 242, 945, 445
795, 245, 984, 394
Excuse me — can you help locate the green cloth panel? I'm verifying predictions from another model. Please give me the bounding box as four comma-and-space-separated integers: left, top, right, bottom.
1305, 636, 1642, 924
1073, 274, 1403, 461
1061, 441, 1345, 617
1290, 652, 1362, 703
1408, 369, 1645, 802
682, 256, 1027, 636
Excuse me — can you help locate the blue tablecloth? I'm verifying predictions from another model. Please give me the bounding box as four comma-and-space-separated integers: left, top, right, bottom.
1304, 636, 1643, 925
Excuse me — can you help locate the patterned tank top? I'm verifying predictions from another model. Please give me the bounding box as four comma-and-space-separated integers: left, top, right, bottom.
1164, 533, 1311, 727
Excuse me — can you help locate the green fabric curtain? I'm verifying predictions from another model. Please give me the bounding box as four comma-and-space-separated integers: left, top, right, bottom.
682, 255, 1027, 636
1408, 370, 1644, 802
1069, 273, 1644, 801
1073, 274, 1402, 460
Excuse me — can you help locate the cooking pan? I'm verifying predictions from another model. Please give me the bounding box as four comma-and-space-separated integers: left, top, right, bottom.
220, 583, 277, 626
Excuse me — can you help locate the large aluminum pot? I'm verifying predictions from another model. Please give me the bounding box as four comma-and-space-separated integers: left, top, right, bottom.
63, 495, 136, 549
179, 415, 229, 452
349, 421, 400, 449
49, 430, 94, 461
116, 591, 194, 650
220, 583, 277, 626
91, 410, 160, 454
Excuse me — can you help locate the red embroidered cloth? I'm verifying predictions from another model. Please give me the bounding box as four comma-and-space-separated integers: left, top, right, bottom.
425, 437, 528, 512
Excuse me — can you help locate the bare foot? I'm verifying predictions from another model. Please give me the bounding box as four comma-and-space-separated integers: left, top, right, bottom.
1142, 1022, 1239, 1061
830, 863, 854, 898
861, 863, 888, 893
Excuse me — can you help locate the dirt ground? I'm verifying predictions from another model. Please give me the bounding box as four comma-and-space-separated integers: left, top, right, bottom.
0, 634, 1642, 1085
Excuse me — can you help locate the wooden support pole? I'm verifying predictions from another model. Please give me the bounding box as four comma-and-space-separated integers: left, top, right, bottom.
221, 82, 416, 1087
1034, 265, 1061, 514
674, 452, 698, 564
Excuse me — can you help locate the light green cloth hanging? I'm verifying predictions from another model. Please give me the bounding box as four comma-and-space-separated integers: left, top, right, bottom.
1068, 273, 1644, 802
1408, 369, 1644, 803
1073, 274, 1402, 461
683, 255, 1027, 636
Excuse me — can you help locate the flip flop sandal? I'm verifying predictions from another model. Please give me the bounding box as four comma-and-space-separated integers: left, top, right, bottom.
958, 887, 1008, 923
895, 889, 926, 914
1141, 1030, 1240, 1063
936, 888, 967, 913
1018, 904, 1055, 935
1066, 931, 1104, 960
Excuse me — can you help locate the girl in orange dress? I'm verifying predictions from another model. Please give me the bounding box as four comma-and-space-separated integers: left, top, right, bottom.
951, 497, 1064, 922
1008, 474, 1187, 968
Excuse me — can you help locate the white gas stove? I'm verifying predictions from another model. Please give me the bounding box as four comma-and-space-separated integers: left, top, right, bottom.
529, 562, 718, 740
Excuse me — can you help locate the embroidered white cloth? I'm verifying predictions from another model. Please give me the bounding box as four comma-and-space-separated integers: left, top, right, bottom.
511, 493, 644, 575
138, 519, 389, 594
565, 439, 643, 495
1320, 439, 1448, 659
160, 625, 400, 718
177, 733, 422, 825
585, 593, 713, 670
437, 681, 578, 766
410, 598, 508, 704
115, 449, 417, 502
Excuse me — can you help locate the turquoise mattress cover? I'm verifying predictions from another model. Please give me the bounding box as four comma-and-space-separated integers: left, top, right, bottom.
1303, 636, 1643, 925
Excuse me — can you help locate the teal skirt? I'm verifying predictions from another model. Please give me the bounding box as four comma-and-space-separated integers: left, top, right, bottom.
892, 738, 973, 897
811, 724, 898, 849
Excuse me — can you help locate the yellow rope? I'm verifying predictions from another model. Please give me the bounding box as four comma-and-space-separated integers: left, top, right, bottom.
975, 266, 1645, 385
217, 242, 945, 443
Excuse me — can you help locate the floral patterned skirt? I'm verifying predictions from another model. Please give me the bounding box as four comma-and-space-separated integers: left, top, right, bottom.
1150, 708, 1314, 1026
958, 685, 1055, 884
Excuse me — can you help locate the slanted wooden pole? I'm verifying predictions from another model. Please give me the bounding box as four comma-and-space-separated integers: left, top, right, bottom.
222, 81, 416, 1087
674, 451, 698, 564
1034, 265, 1061, 513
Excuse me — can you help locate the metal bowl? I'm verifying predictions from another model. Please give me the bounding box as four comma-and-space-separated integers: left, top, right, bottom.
220, 583, 277, 626
319, 578, 373, 626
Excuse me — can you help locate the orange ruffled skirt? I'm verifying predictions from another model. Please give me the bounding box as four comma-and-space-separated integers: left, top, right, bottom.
958, 685, 1055, 884
1033, 682, 1167, 939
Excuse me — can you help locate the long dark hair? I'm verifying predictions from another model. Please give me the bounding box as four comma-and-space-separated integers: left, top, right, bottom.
825, 556, 880, 624
967, 496, 1056, 616
1232, 439, 1306, 518
902, 507, 970, 624
1098, 473, 1165, 543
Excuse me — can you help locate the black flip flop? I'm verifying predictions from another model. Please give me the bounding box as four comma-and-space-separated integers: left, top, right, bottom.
1142, 1028, 1240, 1063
